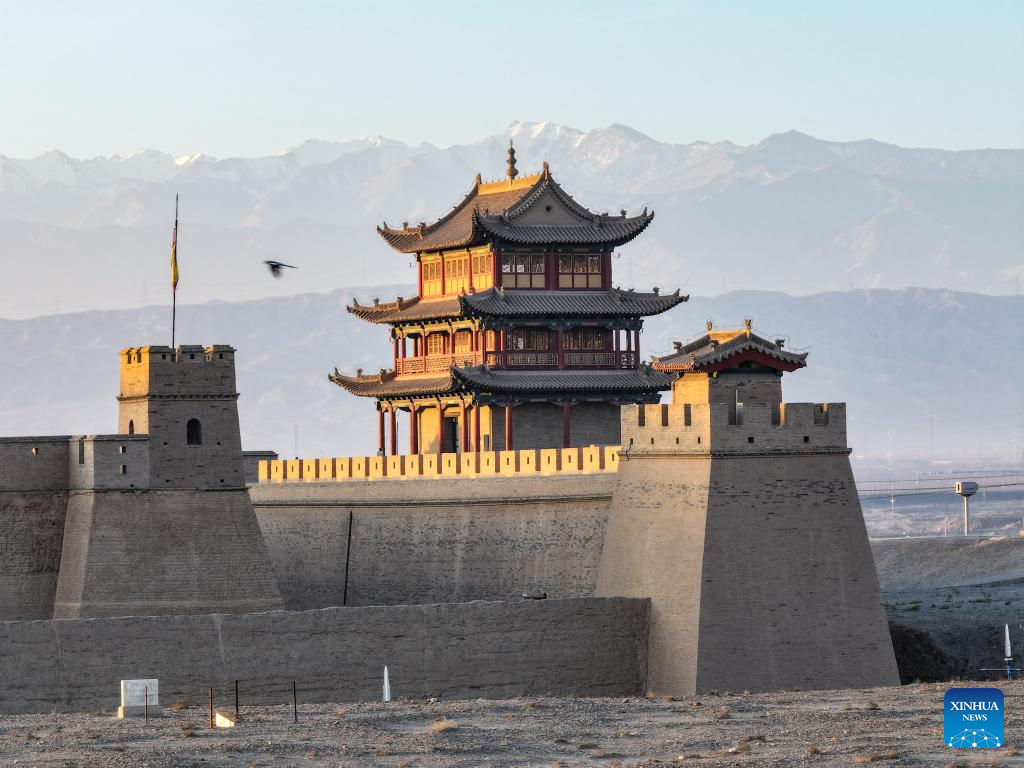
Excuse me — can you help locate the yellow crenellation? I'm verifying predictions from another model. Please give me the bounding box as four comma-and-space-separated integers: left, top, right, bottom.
258, 445, 620, 483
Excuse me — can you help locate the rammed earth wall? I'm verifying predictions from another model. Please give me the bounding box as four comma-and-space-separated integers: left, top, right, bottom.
251, 474, 616, 609
0, 598, 648, 714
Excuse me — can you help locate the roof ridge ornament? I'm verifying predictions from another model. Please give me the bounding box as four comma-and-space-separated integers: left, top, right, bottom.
506, 140, 518, 181
542, 160, 550, 178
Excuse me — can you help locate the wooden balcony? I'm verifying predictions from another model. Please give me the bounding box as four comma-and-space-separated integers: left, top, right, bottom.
395, 352, 483, 375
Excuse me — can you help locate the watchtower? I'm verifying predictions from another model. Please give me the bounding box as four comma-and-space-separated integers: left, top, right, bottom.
596, 322, 899, 694
117, 345, 245, 488
53, 344, 282, 619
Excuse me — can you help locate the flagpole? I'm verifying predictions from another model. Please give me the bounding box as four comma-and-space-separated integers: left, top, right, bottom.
172, 194, 178, 349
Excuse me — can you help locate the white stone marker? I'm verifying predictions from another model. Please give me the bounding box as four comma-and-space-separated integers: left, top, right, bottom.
118, 679, 161, 718
383, 666, 391, 702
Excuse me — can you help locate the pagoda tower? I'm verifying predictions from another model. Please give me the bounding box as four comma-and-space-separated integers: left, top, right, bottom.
331, 146, 687, 454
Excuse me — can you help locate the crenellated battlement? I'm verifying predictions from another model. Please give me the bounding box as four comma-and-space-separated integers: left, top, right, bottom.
620, 401, 848, 456
259, 445, 620, 483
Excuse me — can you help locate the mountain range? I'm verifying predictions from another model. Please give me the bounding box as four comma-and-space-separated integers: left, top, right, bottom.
1, 287, 1020, 463
1, 121, 1021, 319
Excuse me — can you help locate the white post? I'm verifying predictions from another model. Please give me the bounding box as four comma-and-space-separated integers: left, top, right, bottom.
382, 666, 391, 703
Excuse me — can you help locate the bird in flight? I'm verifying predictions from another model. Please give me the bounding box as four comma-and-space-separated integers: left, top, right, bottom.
263, 260, 298, 279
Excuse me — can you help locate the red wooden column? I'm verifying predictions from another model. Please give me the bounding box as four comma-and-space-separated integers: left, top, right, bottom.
473, 404, 481, 452
634, 329, 640, 361
561, 403, 571, 448
460, 401, 469, 453
389, 408, 397, 456
401, 336, 407, 358
504, 404, 513, 451
377, 407, 385, 455
557, 328, 565, 370
393, 338, 399, 368
409, 406, 418, 454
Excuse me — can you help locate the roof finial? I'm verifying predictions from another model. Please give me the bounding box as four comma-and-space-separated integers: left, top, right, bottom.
506, 139, 518, 180
744, 317, 753, 335
706, 320, 714, 331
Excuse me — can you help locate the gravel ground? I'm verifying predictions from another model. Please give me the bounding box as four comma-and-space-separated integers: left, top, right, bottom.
2, 683, 1024, 767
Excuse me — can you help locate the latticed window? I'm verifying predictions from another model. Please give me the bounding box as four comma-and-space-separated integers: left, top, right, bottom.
445, 255, 468, 278
471, 251, 492, 275
558, 253, 603, 288
501, 253, 545, 289
564, 328, 606, 350
422, 258, 443, 297
508, 328, 551, 351
453, 330, 472, 352
426, 333, 447, 355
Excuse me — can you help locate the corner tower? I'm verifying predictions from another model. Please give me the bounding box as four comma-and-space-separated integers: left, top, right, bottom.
117, 345, 245, 488
595, 322, 899, 694
53, 344, 282, 619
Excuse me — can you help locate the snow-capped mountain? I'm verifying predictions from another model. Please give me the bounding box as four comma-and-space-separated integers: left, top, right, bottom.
0, 121, 1021, 318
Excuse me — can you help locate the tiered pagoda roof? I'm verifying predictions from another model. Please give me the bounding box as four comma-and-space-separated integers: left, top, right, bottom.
348, 287, 688, 325
377, 164, 654, 254
652, 323, 808, 374
329, 365, 672, 400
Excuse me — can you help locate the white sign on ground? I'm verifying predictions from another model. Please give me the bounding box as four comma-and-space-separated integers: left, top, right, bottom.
118, 679, 161, 718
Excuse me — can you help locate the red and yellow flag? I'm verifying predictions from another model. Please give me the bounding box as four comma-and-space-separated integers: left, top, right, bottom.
171, 227, 179, 289
171, 195, 179, 289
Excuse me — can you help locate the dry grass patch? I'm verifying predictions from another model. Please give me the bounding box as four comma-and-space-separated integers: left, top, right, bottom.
180, 724, 196, 738
806, 744, 822, 754
712, 707, 730, 720
852, 750, 899, 763
169, 697, 190, 711
428, 719, 458, 734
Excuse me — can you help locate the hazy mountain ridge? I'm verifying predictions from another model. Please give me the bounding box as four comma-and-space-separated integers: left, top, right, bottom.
0, 287, 1019, 462
1, 122, 1021, 318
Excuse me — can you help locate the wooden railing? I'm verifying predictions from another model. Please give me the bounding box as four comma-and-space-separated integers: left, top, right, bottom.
395, 352, 483, 375
483, 351, 639, 369
395, 350, 639, 374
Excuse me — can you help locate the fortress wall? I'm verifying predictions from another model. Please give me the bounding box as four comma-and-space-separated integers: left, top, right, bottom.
53, 488, 283, 619
0, 598, 648, 714
251, 473, 617, 610
68, 435, 150, 490
0, 437, 71, 491
620, 402, 847, 455
0, 438, 73, 620
596, 450, 899, 695
695, 454, 898, 693
0, 491, 68, 620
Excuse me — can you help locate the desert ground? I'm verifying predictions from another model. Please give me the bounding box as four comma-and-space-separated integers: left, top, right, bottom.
0, 682, 1022, 767
875, 538, 1024, 678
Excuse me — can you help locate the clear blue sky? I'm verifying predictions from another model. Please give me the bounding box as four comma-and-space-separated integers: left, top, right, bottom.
0, 0, 1020, 158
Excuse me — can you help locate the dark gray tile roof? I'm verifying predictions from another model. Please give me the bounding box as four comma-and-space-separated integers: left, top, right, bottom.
377, 167, 654, 254
348, 296, 462, 324
653, 329, 808, 373
452, 365, 673, 394
328, 370, 454, 398
329, 364, 672, 399
461, 287, 687, 319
